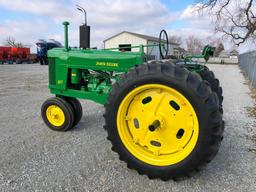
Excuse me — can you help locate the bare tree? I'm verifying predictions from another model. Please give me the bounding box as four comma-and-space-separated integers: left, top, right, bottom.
215, 42, 225, 56
186, 36, 204, 54
4, 37, 24, 47
169, 35, 183, 45
199, 0, 256, 46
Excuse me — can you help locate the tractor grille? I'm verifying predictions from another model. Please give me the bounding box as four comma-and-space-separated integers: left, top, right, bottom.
48, 58, 56, 85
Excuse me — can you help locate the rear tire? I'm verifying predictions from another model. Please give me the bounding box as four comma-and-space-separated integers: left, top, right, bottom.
44, 58, 48, 65
39, 58, 44, 65
104, 62, 224, 180
199, 66, 223, 112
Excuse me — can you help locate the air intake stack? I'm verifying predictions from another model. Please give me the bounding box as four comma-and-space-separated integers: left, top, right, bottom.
77, 5, 90, 49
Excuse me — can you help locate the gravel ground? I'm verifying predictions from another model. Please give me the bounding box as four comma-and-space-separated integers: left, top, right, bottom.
0, 63, 256, 192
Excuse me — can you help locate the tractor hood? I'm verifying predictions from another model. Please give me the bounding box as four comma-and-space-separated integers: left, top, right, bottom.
48, 48, 144, 72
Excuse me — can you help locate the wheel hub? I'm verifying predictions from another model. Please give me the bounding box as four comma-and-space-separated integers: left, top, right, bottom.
46, 105, 65, 127
117, 84, 199, 166
148, 120, 161, 132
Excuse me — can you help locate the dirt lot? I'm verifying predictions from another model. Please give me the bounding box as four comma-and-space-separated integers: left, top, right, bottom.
0, 64, 256, 192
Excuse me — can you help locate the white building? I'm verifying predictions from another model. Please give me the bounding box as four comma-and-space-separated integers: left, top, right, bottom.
103, 31, 179, 60
219, 50, 239, 59
230, 50, 239, 59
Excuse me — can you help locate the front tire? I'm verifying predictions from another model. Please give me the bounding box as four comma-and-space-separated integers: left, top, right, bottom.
61, 97, 83, 127
41, 97, 75, 131
104, 62, 224, 180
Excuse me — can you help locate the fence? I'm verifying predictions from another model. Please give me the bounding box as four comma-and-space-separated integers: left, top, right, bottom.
194, 57, 238, 64
239, 51, 256, 88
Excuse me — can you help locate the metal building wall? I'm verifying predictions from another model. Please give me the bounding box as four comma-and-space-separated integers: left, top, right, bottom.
104, 33, 147, 53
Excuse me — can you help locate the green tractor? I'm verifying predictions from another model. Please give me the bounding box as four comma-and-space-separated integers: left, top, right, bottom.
41, 21, 224, 180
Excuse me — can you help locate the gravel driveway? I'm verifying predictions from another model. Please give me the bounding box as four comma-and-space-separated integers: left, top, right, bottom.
0, 64, 255, 192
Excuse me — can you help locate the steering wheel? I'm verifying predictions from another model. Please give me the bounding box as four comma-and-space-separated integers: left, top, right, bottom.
159, 30, 169, 59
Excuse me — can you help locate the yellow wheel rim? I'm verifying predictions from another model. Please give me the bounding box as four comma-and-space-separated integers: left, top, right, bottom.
117, 84, 199, 166
46, 105, 65, 127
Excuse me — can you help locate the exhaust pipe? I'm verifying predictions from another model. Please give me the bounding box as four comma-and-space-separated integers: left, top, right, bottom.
80, 25, 90, 49
77, 5, 90, 49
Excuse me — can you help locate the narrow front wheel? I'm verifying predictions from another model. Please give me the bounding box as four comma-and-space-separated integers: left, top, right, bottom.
41, 97, 75, 131
61, 97, 83, 127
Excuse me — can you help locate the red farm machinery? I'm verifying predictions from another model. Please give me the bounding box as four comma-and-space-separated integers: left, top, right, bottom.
0, 46, 37, 64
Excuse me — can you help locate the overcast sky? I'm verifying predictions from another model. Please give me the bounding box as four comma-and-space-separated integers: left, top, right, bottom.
0, 0, 247, 53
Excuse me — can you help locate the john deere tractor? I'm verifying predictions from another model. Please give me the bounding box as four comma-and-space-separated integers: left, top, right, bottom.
41, 20, 224, 180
